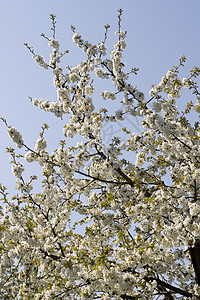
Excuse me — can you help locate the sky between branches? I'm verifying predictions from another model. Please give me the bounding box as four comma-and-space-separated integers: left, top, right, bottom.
1, 0, 200, 192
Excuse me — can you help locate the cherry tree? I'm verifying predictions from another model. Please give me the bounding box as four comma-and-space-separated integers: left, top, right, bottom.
1, 10, 200, 299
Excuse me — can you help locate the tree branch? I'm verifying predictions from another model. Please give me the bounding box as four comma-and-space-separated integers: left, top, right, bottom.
147, 276, 193, 298
76, 169, 131, 185
123, 268, 194, 298
40, 248, 62, 261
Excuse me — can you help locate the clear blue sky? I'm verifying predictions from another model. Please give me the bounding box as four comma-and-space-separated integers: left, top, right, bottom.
1, 0, 200, 191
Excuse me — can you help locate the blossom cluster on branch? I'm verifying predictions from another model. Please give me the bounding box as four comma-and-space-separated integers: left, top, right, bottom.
1, 10, 200, 300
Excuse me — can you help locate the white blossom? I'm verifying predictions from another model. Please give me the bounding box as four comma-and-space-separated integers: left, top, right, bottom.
34, 138, 47, 152
7, 126, 24, 148
48, 38, 59, 49
12, 163, 24, 177
95, 68, 107, 78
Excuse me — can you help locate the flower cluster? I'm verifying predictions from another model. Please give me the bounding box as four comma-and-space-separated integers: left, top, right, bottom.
7, 126, 24, 148
48, 38, 59, 50
194, 95, 200, 113
34, 137, 47, 152
12, 163, 24, 178
101, 90, 116, 100
35, 54, 49, 69
95, 67, 108, 78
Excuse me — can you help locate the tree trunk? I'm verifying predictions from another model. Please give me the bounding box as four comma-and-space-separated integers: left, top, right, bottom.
189, 239, 200, 285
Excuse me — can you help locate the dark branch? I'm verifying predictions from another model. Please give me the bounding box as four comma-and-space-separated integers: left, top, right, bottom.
189, 239, 200, 286
40, 248, 61, 261
123, 268, 194, 298
76, 169, 131, 185
147, 276, 193, 298
120, 295, 137, 300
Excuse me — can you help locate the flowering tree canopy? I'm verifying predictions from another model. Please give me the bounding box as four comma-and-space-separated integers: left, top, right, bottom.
1, 10, 200, 299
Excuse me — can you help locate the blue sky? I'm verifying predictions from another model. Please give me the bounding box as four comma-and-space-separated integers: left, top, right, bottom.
1, 0, 200, 191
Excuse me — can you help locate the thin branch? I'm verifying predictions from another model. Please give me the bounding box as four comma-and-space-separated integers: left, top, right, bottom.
76, 169, 128, 185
